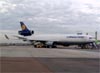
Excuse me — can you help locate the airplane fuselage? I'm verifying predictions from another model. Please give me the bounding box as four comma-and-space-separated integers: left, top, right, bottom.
27, 34, 95, 43
24, 34, 95, 48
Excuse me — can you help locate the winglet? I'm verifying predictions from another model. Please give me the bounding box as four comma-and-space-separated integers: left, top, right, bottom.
4, 34, 9, 40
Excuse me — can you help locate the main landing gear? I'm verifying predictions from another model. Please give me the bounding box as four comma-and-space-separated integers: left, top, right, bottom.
33, 42, 57, 48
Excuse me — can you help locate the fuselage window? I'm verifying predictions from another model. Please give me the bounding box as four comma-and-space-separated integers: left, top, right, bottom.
67, 36, 84, 38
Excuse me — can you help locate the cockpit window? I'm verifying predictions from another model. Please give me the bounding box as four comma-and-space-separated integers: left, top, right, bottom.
89, 37, 93, 39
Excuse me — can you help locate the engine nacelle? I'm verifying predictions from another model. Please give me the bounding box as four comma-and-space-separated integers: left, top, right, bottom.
18, 30, 34, 36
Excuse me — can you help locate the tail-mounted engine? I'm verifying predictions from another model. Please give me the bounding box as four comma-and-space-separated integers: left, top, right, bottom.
18, 30, 34, 36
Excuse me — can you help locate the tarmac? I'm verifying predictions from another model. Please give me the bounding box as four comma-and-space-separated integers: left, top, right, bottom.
0, 46, 100, 73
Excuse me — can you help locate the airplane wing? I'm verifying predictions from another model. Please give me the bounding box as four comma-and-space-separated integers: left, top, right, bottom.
14, 36, 27, 41
4, 34, 54, 48
4, 34, 46, 42
4, 34, 29, 41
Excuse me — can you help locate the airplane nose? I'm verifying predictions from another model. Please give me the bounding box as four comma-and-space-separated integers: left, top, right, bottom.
89, 37, 95, 41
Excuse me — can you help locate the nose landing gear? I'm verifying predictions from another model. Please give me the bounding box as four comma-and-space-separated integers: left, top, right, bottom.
81, 43, 98, 49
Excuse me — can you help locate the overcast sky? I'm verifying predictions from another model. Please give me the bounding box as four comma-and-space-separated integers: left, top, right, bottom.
0, 0, 100, 35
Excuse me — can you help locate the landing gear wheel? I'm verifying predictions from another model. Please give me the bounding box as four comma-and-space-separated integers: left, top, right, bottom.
46, 45, 56, 48
85, 44, 93, 49
81, 44, 93, 49
34, 44, 44, 48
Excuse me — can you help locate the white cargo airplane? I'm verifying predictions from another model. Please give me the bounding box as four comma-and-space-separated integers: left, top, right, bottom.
5, 22, 97, 49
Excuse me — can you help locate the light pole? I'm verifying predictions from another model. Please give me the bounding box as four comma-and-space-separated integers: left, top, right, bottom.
95, 31, 97, 40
